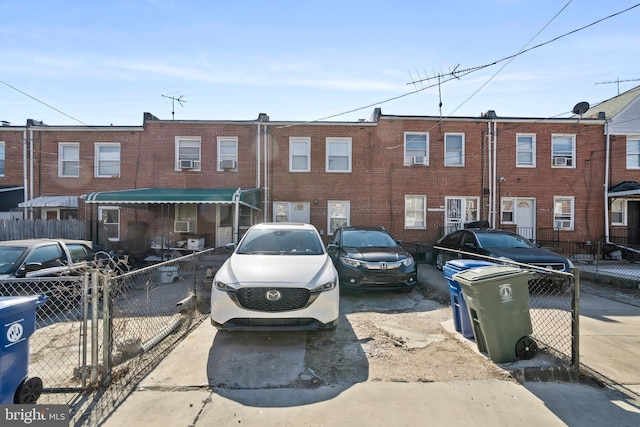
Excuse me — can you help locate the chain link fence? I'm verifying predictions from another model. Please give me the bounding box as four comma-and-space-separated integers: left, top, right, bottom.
423, 248, 578, 369
0, 247, 231, 426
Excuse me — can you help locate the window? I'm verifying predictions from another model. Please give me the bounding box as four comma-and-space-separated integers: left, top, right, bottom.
501, 199, 514, 223
328, 201, 350, 235
59, 143, 79, 177
554, 196, 574, 230
99, 207, 120, 241
290, 137, 310, 172
444, 133, 464, 166
175, 137, 201, 171
0, 142, 4, 176
516, 134, 536, 167
25, 244, 65, 268
552, 134, 575, 168
627, 138, 640, 169
175, 204, 197, 233
326, 138, 351, 172
405, 195, 426, 229
95, 143, 120, 177
404, 133, 428, 166
445, 197, 479, 234
273, 202, 310, 223
218, 137, 238, 171
611, 199, 626, 226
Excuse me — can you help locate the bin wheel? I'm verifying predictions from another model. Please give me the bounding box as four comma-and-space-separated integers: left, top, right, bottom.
14, 377, 43, 404
515, 336, 538, 360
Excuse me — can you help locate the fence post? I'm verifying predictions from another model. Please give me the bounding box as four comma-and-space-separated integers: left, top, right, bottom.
90, 271, 99, 386
571, 268, 580, 369
102, 272, 112, 387
81, 273, 90, 388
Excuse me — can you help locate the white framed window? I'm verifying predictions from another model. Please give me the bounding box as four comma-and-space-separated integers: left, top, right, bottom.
404, 132, 429, 166
94, 143, 120, 178
175, 204, 197, 233
326, 137, 352, 172
516, 134, 536, 167
175, 137, 201, 171
290, 137, 311, 172
501, 198, 514, 223
0, 141, 5, 176
217, 137, 238, 171
611, 199, 626, 226
554, 196, 574, 230
59, 142, 80, 177
627, 138, 640, 169
328, 200, 350, 235
99, 207, 120, 241
405, 195, 426, 229
551, 134, 576, 168
273, 202, 311, 223
444, 133, 464, 166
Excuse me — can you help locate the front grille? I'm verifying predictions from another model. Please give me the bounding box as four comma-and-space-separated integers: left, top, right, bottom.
364, 271, 404, 282
236, 287, 311, 312
228, 318, 317, 327
531, 263, 566, 271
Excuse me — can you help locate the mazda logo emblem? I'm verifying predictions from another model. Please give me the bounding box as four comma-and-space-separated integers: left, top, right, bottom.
265, 289, 281, 301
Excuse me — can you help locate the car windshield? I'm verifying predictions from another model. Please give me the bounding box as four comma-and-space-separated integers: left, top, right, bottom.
237, 229, 324, 255
476, 233, 535, 249
0, 246, 27, 274
341, 230, 397, 248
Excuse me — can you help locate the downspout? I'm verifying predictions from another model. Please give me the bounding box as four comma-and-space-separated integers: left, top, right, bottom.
486, 121, 493, 226
233, 188, 241, 242
263, 124, 269, 221
604, 119, 611, 243
22, 129, 28, 218
29, 129, 34, 219
256, 122, 261, 190
493, 120, 498, 228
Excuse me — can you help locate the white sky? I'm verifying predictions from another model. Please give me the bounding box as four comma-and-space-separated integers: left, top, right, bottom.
1, 0, 639, 126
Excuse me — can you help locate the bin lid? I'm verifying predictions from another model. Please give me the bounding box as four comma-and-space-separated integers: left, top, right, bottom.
452, 265, 527, 284
0, 295, 44, 315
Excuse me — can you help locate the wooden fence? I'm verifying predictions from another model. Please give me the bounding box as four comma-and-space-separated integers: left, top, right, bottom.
0, 219, 92, 241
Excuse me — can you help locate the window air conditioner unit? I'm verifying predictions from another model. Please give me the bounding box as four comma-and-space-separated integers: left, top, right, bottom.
553, 157, 568, 166
412, 156, 426, 165
180, 160, 195, 169
220, 159, 237, 170
174, 221, 191, 233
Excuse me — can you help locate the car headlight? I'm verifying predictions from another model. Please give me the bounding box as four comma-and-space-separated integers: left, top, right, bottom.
402, 256, 415, 267
341, 256, 361, 268
310, 279, 337, 292
214, 280, 236, 291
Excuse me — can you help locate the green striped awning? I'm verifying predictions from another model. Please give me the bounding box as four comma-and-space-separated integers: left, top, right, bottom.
83, 188, 261, 209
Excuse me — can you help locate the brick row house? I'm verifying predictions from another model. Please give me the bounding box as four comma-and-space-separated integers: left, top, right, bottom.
0, 86, 639, 260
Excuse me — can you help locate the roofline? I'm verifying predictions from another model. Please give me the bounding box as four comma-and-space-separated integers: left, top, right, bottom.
377, 113, 605, 124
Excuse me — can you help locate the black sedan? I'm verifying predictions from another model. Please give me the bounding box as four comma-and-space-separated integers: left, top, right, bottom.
434, 228, 573, 272
327, 226, 417, 292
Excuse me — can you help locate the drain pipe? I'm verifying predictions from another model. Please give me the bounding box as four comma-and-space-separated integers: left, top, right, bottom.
604, 119, 611, 243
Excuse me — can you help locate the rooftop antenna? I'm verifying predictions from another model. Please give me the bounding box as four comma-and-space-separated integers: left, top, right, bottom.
572, 101, 590, 127
162, 94, 187, 120
595, 78, 640, 95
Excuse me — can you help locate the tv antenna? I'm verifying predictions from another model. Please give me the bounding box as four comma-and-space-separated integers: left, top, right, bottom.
595, 78, 640, 95
162, 94, 187, 120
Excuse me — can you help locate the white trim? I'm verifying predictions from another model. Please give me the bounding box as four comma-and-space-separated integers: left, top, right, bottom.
58, 142, 80, 178
516, 133, 536, 168
325, 137, 352, 172
289, 137, 311, 172
94, 142, 121, 178
175, 136, 202, 171
404, 195, 427, 229
404, 132, 429, 166
327, 200, 350, 235
444, 133, 465, 167
217, 136, 238, 172
551, 134, 576, 169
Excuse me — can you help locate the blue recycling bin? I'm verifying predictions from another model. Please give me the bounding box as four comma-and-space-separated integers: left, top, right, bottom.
443, 260, 496, 339
0, 294, 47, 404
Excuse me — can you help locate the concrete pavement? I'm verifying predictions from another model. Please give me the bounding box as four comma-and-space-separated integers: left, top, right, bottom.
100, 266, 640, 427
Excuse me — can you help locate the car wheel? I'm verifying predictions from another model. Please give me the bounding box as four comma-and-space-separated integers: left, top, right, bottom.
435, 252, 446, 270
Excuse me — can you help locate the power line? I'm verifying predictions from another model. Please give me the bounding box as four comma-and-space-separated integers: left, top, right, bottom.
0, 80, 89, 126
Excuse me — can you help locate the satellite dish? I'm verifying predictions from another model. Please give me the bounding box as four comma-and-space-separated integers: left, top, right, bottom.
572, 101, 590, 115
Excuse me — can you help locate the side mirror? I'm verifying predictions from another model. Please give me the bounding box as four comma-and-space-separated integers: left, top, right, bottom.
224, 242, 236, 251
327, 244, 338, 255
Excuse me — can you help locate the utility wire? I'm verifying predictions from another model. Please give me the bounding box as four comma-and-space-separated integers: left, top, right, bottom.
0, 80, 89, 126
281, 2, 640, 128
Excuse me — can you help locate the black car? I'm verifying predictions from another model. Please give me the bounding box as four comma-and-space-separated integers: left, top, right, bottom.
434, 228, 573, 272
327, 226, 417, 292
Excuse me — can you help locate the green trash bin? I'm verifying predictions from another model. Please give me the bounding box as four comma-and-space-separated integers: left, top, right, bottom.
452, 265, 537, 363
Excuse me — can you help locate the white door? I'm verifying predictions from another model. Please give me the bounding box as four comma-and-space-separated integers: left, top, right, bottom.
216, 204, 234, 247
515, 198, 535, 239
